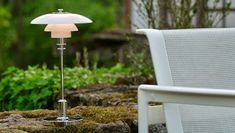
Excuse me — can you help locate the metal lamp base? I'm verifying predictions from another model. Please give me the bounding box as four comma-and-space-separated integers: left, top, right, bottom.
44, 116, 82, 126
43, 98, 82, 126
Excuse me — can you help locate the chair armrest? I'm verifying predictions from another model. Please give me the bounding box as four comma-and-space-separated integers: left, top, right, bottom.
138, 84, 235, 107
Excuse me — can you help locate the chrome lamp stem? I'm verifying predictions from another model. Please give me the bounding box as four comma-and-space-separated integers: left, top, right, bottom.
57, 38, 68, 121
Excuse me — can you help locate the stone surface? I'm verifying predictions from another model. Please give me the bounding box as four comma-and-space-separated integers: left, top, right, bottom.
0, 84, 166, 133
66, 85, 138, 107
0, 106, 166, 133
149, 124, 167, 133
97, 121, 130, 133
0, 106, 138, 133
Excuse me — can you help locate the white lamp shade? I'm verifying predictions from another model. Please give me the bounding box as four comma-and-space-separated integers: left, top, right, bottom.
31, 13, 92, 24
45, 24, 78, 32
51, 31, 72, 38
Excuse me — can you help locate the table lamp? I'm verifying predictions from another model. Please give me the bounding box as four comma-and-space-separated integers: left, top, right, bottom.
31, 9, 92, 125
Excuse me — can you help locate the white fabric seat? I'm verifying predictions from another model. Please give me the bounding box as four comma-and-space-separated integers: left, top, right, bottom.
137, 28, 235, 133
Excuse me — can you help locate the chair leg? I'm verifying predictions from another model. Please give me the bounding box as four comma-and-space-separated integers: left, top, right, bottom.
138, 89, 149, 133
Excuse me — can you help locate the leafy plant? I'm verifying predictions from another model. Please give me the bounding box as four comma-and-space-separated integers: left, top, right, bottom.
0, 66, 58, 110
125, 36, 154, 79
0, 64, 132, 111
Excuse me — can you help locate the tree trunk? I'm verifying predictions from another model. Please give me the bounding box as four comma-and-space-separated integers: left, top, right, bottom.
158, 0, 169, 29
13, 0, 23, 67
196, 0, 208, 27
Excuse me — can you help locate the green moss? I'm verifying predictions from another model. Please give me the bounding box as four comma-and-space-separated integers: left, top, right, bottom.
17, 125, 49, 132
69, 106, 137, 123
0, 129, 26, 133
0, 109, 57, 118
0, 106, 137, 122
17, 120, 101, 133
76, 120, 100, 132
20, 109, 57, 118
0, 106, 137, 133
115, 92, 136, 99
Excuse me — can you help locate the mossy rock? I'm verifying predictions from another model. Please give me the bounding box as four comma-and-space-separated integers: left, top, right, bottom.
0, 109, 57, 118
69, 106, 137, 123
67, 85, 138, 107
0, 106, 137, 133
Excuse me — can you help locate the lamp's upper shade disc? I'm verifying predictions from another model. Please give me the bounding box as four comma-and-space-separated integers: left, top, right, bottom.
31, 13, 92, 24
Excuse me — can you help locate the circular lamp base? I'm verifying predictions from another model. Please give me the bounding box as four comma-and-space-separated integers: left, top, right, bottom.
43, 116, 82, 126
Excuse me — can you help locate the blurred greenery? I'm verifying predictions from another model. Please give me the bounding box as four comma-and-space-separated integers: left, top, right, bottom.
0, 1, 155, 111
0, 5, 15, 70
0, 63, 133, 110
0, 0, 119, 72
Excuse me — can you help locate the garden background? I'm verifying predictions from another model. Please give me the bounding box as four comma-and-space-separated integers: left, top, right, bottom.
0, 0, 233, 132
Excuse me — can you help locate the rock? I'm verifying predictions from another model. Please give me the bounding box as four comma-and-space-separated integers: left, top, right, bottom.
0, 106, 138, 133
149, 123, 167, 133
115, 75, 155, 85
126, 119, 138, 133
0, 84, 167, 133
0, 114, 25, 123
66, 85, 138, 107
97, 120, 130, 133
0, 129, 28, 133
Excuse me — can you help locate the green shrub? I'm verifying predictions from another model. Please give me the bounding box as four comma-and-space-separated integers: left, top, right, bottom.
0, 64, 131, 111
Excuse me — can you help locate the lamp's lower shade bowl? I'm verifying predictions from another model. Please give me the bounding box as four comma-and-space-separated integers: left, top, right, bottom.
51, 31, 71, 38
43, 116, 82, 126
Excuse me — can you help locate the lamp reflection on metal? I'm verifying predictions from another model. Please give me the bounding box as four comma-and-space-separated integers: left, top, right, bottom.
31, 9, 92, 125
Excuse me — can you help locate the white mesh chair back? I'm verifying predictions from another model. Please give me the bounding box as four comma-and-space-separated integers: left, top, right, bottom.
143, 28, 235, 133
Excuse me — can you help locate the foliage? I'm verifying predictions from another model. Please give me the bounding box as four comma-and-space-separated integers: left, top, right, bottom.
0, 5, 15, 70
0, 0, 119, 71
129, 0, 232, 79
168, 0, 197, 28
0, 64, 131, 111
126, 36, 154, 78
133, 0, 158, 28
0, 66, 58, 110
133, 0, 231, 28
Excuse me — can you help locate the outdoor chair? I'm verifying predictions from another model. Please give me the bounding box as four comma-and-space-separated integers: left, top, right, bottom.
137, 28, 235, 133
